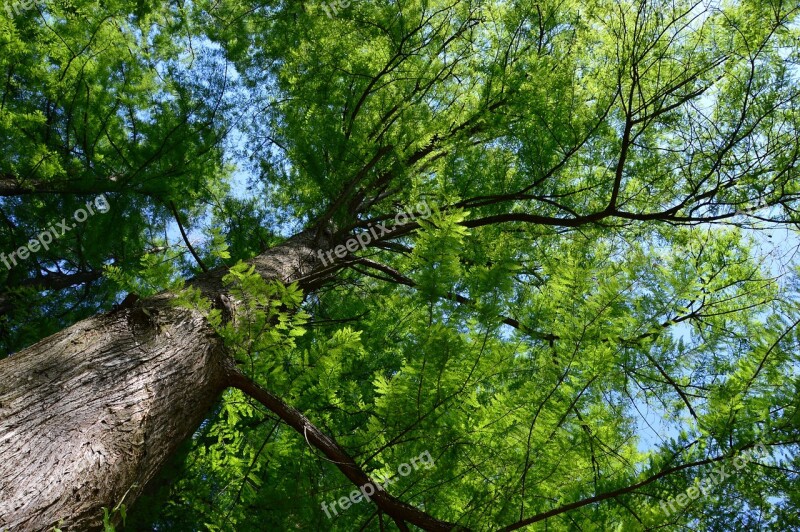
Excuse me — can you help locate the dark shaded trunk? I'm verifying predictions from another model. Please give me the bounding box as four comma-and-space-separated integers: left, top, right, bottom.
0, 299, 229, 530
0, 230, 328, 530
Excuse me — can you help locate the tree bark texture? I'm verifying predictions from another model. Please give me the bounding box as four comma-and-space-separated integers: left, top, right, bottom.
0, 300, 228, 530
0, 230, 328, 531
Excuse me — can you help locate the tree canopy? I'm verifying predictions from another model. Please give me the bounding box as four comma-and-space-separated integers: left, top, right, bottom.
2, 0, 800, 530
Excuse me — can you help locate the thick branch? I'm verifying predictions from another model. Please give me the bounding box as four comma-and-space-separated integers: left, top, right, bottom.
0, 176, 125, 197
0, 269, 103, 315
226, 368, 462, 532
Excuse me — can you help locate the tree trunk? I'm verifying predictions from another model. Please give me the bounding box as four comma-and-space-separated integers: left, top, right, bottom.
0, 230, 327, 531
0, 299, 229, 530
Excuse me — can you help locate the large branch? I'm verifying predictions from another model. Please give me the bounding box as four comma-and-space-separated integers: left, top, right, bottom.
227, 369, 462, 532
3, 269, 102, 292
0, 175, 169, 199
0, 176, 118, 197
0, 269, 103, 315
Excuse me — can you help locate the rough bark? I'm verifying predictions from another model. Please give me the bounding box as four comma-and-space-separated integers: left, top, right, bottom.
0, 226, 459, 531
0, 229, 328, 531
0, 299, 228, 530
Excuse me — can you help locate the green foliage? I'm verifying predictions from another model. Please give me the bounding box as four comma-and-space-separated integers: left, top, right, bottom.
101, 484, 132, 531
0, 0, 230, 353
4, 0, 800, 530
134, 0, 800, 526
104, 252, 184, 298
136, 265, 313, 529
410, 207, 471, 299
